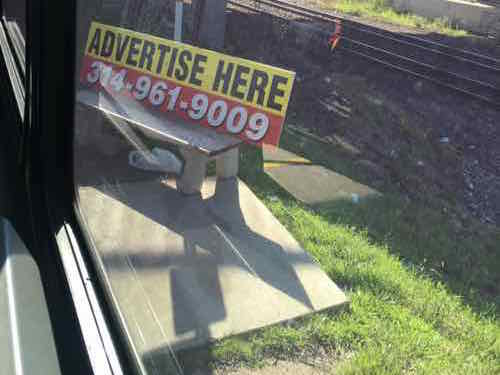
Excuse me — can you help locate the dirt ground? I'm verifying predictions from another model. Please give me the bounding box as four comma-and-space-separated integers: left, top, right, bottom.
216, 360, 336, 374
175, 343, 344, 375
224, 4, 500, 226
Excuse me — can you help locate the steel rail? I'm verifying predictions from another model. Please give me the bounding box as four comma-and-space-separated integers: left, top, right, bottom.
229, 0, 500, 107
256, 0, 500, 68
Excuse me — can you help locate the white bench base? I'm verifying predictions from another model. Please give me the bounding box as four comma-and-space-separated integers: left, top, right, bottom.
177, 147, 239, 195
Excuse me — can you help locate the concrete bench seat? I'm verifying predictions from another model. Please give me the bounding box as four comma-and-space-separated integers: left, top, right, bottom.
77, 89, 242, 194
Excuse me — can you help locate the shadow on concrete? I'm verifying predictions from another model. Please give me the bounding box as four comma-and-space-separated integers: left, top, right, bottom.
96, 177, 316, 312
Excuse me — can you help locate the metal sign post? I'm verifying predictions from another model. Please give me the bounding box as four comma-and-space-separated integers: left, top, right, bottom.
193, 0, 227, 50
174, 0, 183, 41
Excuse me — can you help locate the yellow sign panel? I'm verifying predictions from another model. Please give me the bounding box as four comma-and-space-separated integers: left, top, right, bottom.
85, 22, 295, 117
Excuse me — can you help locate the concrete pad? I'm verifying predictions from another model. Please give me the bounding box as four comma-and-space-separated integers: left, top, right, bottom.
263, 146, 380, 206
78, 177, 347, 367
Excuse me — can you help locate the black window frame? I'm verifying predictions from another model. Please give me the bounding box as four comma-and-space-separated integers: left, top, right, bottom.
25, 1, 134, 374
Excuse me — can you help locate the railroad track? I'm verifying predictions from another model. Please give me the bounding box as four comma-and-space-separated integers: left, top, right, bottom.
228, 0, 500, 108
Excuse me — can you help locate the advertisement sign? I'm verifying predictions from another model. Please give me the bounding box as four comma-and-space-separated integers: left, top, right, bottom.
80, 22, 296, 146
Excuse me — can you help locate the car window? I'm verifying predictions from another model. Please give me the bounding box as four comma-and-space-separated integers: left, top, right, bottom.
73, 1, 500, 374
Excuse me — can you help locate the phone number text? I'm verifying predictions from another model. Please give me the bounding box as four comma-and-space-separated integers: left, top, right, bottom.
85, 60, 274, 143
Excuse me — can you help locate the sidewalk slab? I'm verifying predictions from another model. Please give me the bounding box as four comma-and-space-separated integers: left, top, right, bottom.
263, 146, 380, 206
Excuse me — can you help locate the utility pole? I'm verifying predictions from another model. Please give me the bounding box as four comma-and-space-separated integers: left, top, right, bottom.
192, 0, 228, 51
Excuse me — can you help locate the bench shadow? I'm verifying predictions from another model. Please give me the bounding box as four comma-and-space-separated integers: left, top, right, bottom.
96, 176, 316, 311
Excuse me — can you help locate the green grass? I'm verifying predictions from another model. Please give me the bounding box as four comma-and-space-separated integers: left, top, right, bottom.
186, 131, 500, 374
319, 0, 469, 37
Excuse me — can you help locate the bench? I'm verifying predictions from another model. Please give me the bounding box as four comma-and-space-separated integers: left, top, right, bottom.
77, 89, 242, 195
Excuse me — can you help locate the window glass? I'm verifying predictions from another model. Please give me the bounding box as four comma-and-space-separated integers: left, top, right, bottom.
74, 1, 500, 374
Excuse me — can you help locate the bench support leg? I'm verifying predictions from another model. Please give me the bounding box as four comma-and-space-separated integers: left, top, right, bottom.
177, 148, 208, 195
216, 148, 239, 179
